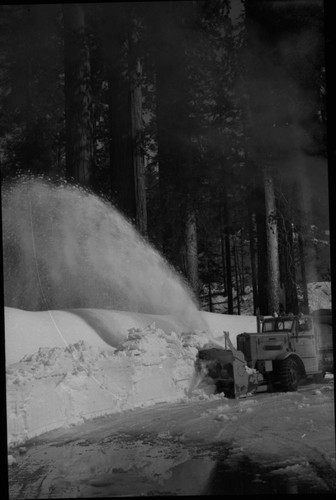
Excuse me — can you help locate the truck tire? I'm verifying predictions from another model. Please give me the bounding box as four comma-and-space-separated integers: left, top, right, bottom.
279, 358, 300, 392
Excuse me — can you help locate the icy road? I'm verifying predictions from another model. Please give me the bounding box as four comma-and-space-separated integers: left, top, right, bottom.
8, 377, 335, 497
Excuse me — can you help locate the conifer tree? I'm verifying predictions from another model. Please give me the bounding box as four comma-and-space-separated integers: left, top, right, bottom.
63, 3, 95, 185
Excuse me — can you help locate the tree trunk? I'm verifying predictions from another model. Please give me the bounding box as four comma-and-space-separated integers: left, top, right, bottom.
184, 205, 199, 301
204, 234, 212, 312
155, 59, 180, 259
102, 4, 136, 219
293, 178, 310, 314
208, 284, 213, 312
225, 232, 233, 314
128, 31, 147, 235
24, 58, 34, 170
240, 232, 245, 295
253, 182, 269, 316
264, 168, 280, 315
108, 67, 135, 219
22, 6, 37, 172
220, 233, 227, 296
63, 3, 94, 185
221, 199, 233, 314
298, 232, 309, 314
284, 220, 299, 314
233, 236, 241, 315
152, 3, 190, 265
248, 211, 258, 315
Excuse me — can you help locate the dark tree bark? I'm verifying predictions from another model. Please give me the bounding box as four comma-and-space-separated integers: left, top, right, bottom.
283, 219, 299, 314
208, 283, 213, 312
220, 233, 227, 296
225, 231, 233, 314
221, 200, 233, 315
184, 205, 199, 300
206, 236, 213, 312
255, 188, 269, 316
152, 2, 193, 267
128, 20, 147, 235
129, 56, 147, 235
240, 233, 245, 295
248, 210, 258, 315
99, 3, 136, 219
298, 232, 309, 314
264, 168, 280, 315
155, 53, 183, 258
107, 65, 135, 219
292, 174, 312, 315
24, 58, 34, 170
63, 3, 94, 185
21, 6, 40, 172
233, 236, 241, 315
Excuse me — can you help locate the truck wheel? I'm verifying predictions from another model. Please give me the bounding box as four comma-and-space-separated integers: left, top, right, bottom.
279, 358, 300, 392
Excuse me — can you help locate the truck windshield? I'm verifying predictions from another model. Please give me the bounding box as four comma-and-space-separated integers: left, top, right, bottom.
262, 319, 294, 332
262, 320, 275, 331
275, 319, 293, 331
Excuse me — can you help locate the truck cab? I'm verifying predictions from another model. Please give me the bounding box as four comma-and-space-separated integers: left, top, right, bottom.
196, 309, 333, 398
261, 312, 333, 376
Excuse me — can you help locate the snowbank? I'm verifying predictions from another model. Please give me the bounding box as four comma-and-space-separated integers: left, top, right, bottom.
4, 307, 204, 366
6, 323, 210, 446
5, 305, 258, 446
5, 307, 257, 366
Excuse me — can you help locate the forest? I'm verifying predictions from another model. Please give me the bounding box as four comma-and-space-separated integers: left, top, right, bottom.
0, 0, 330, 317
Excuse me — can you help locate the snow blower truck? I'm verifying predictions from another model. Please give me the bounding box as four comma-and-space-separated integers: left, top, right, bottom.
196, 309, 333, 398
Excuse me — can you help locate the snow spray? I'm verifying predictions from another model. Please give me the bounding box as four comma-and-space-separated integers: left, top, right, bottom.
2, 176, 206, 331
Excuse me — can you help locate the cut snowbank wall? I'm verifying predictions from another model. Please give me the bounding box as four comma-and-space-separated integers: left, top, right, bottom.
5, 307, 256, 365
6, 327, 202, 446
5, 307, 257, 446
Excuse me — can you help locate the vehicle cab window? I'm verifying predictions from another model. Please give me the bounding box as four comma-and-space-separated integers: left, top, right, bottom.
275, 319, 293, 331
262, 320, 275, 332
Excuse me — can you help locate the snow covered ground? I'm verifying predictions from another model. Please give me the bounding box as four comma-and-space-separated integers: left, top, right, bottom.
8, 375, 336, 496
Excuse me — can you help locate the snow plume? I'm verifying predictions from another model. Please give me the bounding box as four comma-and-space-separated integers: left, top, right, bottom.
2, 176, 206, 331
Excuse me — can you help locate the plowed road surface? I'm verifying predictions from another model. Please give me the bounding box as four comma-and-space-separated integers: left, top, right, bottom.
8, 379, 336, 497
